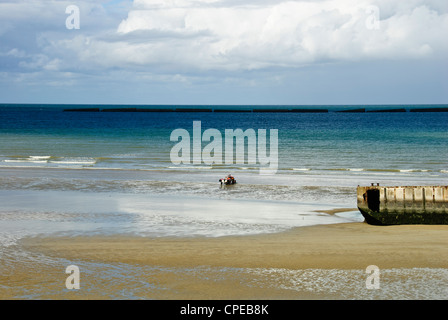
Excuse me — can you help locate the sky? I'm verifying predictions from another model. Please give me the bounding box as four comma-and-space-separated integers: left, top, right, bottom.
0, 0, 447, 105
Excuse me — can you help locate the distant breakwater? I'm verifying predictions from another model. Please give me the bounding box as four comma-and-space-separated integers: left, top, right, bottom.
63, 107, 448, 113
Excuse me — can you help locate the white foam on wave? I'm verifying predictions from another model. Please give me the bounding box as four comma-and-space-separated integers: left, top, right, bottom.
49, 160, 96, 165
4, 155, 51, 164
4, 159, 47, 163
168, 166, 212, 170
29, 156, 51, 160
3, 156, 96, 166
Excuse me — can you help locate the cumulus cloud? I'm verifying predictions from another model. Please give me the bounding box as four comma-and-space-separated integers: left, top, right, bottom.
110, 0, 448, 71
0, 1, 126, 81
2, 0, 447, 75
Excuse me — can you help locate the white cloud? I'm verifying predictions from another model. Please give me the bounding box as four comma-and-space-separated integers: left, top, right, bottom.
2, 0, 447, 75
108, 0, 448, 71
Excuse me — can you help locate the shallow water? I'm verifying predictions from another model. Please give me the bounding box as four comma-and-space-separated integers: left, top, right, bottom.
0, 189, 364, 246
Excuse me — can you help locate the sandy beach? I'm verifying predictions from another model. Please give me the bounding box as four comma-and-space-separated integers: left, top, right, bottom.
2, 221, 445, 300
22, 222, 448, 270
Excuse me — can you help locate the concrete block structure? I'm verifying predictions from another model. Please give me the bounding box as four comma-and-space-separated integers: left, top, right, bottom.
357, 184, 448, 225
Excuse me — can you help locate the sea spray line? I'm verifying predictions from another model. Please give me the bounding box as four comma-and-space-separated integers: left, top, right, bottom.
170, 121, 278, 175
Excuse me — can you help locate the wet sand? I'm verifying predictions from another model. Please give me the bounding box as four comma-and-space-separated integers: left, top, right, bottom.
23, 222, 448, 270
314, 208, 359, 215
3, 222, 445, 300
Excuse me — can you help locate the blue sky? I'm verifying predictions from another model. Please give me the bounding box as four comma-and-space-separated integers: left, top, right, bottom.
0, 0, 447, 105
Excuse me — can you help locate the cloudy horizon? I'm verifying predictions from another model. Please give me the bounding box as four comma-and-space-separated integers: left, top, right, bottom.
0, 0, 447, 105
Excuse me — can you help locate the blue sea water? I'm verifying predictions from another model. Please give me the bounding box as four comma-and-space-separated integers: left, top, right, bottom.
1, 104, 447, 172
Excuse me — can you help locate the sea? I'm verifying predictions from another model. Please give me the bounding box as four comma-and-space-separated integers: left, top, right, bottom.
1, 103, 448, 237
0, 103, 447, 299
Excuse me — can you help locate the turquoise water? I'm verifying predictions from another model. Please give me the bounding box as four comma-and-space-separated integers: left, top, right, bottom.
1, 104, 447, 174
